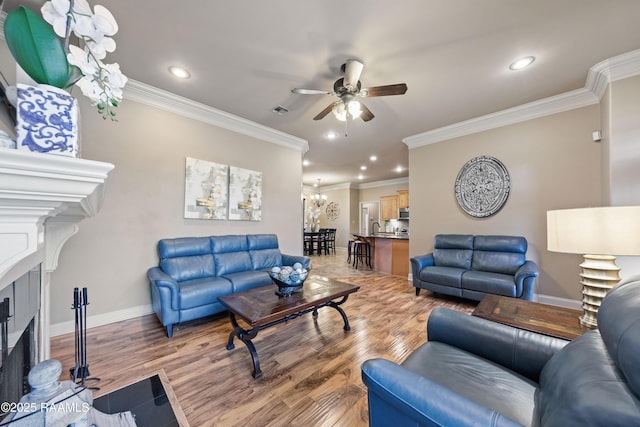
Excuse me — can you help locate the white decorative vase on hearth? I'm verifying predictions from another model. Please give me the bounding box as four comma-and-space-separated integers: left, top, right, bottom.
15, 84, 79, 157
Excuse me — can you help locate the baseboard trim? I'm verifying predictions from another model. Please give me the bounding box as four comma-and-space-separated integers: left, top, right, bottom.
534, 294, 581, 310
50, 304, 154, 337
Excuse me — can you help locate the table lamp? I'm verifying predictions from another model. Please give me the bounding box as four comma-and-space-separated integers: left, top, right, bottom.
547, 206, 640, 328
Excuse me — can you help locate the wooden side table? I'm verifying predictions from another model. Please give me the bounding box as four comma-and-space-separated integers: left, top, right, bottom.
472, 295, 592, 340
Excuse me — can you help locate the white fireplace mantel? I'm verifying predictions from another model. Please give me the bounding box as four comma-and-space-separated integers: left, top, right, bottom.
0, 148, 114, 360
0, 149, 114, 288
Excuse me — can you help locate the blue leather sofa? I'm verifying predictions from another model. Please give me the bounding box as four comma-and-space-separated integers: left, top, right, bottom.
362, 275, 640, 426
147, 234, 310, 337
411, 234, 538, 301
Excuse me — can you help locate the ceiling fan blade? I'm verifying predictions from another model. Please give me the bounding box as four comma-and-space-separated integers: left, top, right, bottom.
360, 103, 374, 122
313, 103, 336, 120
362, 83, 408, 97
292, 88, 332, 95
343, 59, 364, 90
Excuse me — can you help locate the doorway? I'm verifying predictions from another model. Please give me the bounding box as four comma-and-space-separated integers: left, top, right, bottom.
359, 201, 380, 235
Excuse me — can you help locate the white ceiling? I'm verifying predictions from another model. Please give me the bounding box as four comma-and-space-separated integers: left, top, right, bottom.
5, 0, 640, 187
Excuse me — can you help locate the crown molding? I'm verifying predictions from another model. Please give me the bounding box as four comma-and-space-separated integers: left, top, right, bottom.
404, 49, 640, 149
357, 177, 409, 189
124, 80, 308, 153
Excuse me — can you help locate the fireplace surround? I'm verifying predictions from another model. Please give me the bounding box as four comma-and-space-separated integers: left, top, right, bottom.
0, 148, 114, 404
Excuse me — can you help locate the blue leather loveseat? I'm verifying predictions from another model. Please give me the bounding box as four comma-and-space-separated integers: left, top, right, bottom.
147, 234, 310, 337
362, 275, 640, 426
411, 234, 538, 301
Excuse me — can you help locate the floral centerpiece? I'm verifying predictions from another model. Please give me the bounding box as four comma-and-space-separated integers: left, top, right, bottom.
4, 0, 127, 120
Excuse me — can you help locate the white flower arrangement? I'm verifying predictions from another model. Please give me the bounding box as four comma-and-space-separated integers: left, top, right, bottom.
4, 0, 127, 120
42, 0, 127, 119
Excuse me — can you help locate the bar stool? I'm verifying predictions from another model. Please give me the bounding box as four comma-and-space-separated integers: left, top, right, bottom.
352, 240, 371, 269
347, 239, 354, 263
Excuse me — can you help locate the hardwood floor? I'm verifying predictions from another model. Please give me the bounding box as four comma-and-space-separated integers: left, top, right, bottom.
51, 248, 478, 426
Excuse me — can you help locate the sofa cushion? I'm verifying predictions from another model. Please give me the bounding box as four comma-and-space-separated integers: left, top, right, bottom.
419, 266, 465, 288
471, 236, 526, 275
538, 331, 640, 426
247, 234, 279, 250
158, 236, 212, 258
402, 342, 538, 426
214, 252, 253, 276
461, 270, 517, 297
222, 270, 272, 293
210, 234, 249, 253
250, 248, 283, 270
178, 276, 232, 309
161, 254, 215, 282
433, 234, 474, 269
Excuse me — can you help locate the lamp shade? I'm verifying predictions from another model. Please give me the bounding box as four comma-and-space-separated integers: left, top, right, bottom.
547, 206, 640, 255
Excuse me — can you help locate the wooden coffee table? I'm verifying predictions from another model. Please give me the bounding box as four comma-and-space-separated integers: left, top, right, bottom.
472, 295, 592, 340
218, 275, 359, 378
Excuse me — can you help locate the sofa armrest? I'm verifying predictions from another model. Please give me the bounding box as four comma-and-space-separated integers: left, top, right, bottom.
514, 260, 539, 300
282, 254, 311, 270
427, 307, 567, 382
147, 267, 180, 310
410, 254, 434, 277
361, 359, 523, 427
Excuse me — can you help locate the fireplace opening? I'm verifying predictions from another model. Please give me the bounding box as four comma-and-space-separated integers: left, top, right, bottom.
0, 267, 40, 421
0, 318, 35, 421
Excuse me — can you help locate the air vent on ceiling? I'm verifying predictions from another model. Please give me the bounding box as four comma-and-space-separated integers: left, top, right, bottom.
272, 105, 289, 115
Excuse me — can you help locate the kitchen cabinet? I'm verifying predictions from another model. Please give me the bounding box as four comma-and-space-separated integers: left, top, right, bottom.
380, 195, 398, 220
397, 190, 409, 208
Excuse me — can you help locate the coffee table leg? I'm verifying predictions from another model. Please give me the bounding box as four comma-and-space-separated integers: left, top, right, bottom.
225, 312, 262, 378
312, 296, 351, 331
327, 301, 351, 331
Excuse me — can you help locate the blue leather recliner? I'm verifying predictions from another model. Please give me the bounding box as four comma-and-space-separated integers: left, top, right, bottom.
362, 275, 640, 426
411, 234, 539, 301
147, 234, 310, 337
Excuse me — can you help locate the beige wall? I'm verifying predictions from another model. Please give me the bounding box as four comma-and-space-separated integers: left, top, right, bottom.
409, 105, 601, 301
49, 96, 305, 326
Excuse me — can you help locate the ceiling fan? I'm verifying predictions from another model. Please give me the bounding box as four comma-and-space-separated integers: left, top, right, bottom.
292, 59, 407, 122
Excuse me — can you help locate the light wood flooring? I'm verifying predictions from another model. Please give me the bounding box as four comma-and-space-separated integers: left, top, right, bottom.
51, 248, 477, 426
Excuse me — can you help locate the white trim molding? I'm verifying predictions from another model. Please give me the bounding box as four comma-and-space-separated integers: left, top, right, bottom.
404, 49, 640, 148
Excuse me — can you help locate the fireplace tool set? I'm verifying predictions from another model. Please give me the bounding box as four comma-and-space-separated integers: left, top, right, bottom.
70, 287, 100, 389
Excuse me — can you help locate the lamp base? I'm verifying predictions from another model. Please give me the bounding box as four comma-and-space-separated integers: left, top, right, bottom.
579, 254, 621, 328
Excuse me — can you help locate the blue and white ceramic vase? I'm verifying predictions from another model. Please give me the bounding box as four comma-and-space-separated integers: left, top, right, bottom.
15, 84, 79, 157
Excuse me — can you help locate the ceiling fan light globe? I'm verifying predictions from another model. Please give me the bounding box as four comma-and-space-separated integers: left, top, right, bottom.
348, 100, 362, 119
332, 103, 347, 121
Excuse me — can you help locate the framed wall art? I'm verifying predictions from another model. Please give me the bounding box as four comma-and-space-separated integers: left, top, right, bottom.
454, 155, 510, 218
228, 166, 262, 221
184, 157, 229, 219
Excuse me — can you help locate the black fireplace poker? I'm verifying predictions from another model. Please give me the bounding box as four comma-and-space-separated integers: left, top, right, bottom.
69, 287, 99, 389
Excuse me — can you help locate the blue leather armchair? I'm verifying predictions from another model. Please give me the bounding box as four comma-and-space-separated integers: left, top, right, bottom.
411, 234, 538, 301
148, 234, 310, 337
362, 276, 640, 426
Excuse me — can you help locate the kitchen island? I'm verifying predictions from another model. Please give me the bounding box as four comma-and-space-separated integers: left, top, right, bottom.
353, 233, 410, 277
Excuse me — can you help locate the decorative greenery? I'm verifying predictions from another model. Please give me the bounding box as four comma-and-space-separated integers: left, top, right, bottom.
3, 0, 127, 120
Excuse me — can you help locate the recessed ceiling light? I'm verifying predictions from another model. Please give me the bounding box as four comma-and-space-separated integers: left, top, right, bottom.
360, 165, 367, 171
326, 131, 337, 140
395, 166, 404, 173
303, 159, 309, 166
168, 65, 191, 79
509, 56, 535, 71
370, 155, 377, 162
358, 174, 364, 180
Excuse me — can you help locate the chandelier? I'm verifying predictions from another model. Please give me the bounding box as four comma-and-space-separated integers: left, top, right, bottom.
310, 193, 327, 208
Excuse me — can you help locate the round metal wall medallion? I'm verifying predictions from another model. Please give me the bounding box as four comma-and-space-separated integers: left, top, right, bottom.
455, 156, 510, 217
326, 202, 340, 221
